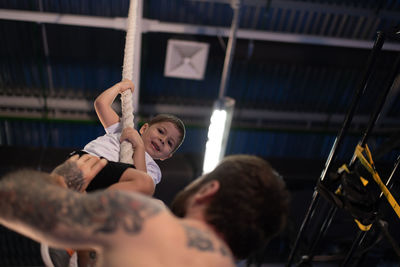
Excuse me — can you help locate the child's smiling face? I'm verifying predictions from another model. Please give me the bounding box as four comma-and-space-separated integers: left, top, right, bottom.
139, 121, 181, 160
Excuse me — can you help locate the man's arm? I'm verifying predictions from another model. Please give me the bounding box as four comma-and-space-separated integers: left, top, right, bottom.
51, 154, 108, 192
0, 159, 163, 250
94, 79, 134, 128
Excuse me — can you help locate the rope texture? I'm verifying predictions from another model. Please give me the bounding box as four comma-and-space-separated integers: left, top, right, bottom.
120, 0, 138, 164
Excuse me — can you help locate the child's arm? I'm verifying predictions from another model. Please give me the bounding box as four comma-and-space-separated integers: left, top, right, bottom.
120, 127, 147, 173
108, 169, 155, 196
94, 80, 134, 128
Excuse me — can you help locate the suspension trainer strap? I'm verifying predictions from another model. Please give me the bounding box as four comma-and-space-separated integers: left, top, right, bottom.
335, 164, 373, 231
355, 144, 400, 220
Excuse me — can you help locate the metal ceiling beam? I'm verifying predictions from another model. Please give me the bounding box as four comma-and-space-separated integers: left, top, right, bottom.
0, 9, 127, 30
0, 96, 92, 111
144, 21, 400, 51
141, 104, 400, 127
2, 96, 400, 127
1, 9, 400, 51
190, 0, 400, 20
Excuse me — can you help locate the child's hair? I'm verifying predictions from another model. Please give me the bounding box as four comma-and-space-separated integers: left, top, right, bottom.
148, 114, 186, 153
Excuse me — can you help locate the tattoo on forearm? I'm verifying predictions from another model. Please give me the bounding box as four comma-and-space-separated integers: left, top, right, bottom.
52, 161, 85, 192
0, 171, 163, 243
182, 223, 231, 258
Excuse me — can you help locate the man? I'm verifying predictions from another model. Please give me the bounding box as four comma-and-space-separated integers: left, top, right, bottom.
0, 153, 289, 267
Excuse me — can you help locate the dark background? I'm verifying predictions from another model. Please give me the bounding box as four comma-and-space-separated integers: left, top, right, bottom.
1, 0, 400, 266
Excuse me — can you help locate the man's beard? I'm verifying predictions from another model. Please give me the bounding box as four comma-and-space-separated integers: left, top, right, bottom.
170, 189, 189, 217
170, 185, 199, 217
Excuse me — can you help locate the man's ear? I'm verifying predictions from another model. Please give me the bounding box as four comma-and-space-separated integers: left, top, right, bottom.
160, 153, 173, 161
194, 180, 220, 203
139, 123, 149, 135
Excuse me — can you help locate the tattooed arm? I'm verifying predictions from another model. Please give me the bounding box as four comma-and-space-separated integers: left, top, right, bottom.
0, 168, 164, 250
51, 154, 107, 192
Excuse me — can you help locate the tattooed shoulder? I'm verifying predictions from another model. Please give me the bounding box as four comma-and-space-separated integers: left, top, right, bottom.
181, 223, 232, 258
63, 191, 164, 236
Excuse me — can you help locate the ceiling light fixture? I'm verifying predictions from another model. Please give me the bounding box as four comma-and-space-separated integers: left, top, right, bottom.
202, 0, 241, 174
202, 97, 235, 174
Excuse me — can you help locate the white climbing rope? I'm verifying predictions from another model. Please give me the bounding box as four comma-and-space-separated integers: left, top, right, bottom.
120, 0, 138, 164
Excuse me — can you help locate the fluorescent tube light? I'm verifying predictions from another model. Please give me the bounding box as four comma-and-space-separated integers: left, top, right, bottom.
202, 97, 235, 174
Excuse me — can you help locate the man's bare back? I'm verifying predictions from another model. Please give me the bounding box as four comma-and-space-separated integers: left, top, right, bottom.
0, 154, 289, 266
96, 209, 235, 267
0, 168, 234, 267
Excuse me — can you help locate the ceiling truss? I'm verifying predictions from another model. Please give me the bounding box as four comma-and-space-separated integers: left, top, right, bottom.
0, 4, 399, 132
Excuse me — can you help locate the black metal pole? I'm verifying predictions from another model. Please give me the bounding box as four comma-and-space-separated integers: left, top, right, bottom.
382, 155, 400, 197
340, 43, 400, 267
341, 230, 366, 266
308, 205, 337, 259
359, 56, 400, 149
218, 0, 241, 99
378, 220, 400, 258
321, 31, 386, 180
286, 190, 319, 266
286, 31, 386, 266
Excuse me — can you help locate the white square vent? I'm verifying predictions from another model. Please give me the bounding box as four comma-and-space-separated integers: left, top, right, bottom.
164, 39, 209, 80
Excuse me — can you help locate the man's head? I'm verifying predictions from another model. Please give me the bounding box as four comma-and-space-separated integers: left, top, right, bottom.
171, 154, 290, 259
139, 114, 186, 160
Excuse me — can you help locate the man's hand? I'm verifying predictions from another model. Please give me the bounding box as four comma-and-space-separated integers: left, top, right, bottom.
51, 154, 107, 192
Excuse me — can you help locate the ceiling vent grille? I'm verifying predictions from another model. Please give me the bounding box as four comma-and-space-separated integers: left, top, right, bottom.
164, 39, 209, 80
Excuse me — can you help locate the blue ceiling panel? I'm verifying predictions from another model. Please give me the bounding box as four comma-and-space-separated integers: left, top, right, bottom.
0, 120, 103, 149
4, 118, 396, 164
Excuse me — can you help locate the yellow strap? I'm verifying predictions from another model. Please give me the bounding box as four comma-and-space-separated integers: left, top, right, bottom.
338, 164, 350, 174
354, 219, 372, 231
336, 163, 370, 231
359, 176, 369, 186
355, 144, 400, 220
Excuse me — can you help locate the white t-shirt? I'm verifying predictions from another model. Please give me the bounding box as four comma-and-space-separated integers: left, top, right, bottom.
83, 122, 161, 184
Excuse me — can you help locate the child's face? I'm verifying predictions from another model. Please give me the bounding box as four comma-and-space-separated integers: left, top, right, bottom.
139, 121, 181, 160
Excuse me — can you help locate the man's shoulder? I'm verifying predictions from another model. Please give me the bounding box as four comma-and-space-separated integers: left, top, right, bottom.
105, 217, 235, 267
178, 221, 234, 258
87, 190, 169, 237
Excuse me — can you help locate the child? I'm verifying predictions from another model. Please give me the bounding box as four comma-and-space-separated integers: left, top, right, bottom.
41, 80, 185, 267
77, 79, 186, 195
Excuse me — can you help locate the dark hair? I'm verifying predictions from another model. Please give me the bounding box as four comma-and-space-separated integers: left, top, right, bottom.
173, 155, 290, 259
148, 114, 186, 153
